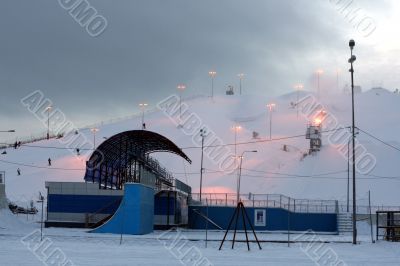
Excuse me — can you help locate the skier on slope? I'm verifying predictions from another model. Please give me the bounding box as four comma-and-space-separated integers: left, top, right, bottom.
48, 158, 52, 166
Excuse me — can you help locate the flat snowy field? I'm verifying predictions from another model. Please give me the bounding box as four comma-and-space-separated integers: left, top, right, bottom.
0, 211, 399, 266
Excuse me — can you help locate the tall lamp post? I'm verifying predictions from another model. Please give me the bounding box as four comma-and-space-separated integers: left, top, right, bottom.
91, 127, 99, 149
348, 39, 357, 245
231, 125, 242, 165
266, 103, 276, 140
45, 106, 52, 139
294, 84, 303, 118
316, 70, 323, 99
238, 73, 244, 95
177, 84, 186, 122
347, 138, 350, 213
139, 103, 148, 130
237, 150, 257, 203
199, 128, 206, 202
208, 71, 217, 99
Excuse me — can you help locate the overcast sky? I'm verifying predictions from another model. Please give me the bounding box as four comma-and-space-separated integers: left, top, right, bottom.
0, 0, 399, 142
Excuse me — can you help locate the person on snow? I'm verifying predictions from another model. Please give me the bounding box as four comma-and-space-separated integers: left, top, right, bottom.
17, 168, 21, 175
48, 158, 52, 166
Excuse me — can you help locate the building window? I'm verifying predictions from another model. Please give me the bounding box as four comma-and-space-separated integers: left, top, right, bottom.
254, 209, 266, 227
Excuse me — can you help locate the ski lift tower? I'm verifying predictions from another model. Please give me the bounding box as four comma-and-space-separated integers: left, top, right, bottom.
226, 85, 234, 95
306, 111, 326, 154
306, 122, 321, 154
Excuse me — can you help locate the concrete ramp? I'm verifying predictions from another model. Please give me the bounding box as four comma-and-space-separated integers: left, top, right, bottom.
91, 183, 154, 235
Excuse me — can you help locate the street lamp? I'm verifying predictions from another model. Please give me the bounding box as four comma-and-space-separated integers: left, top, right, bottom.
139, 103, 148, 130
348, 39, 357, 245
294, 84, 304, 118
199, 128, 207, 202
238, 73, 245, 95
231, 125, 242, 164
91, 127, 99, 149
266, 103, 276, 140
347, 138, 350, 213
316, 69, 323, 99
208, 71, 217, 99
177, 84, 186, 123
237, 150, 257, 203
45, 106, 52, 139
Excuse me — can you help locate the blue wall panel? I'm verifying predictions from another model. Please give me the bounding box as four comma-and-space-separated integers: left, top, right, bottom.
154, 196, 176, 216
48, 194, 122, 214
189, 206, 337, 233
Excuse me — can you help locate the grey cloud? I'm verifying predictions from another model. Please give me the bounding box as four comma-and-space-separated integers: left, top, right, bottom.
0, 0, 395, 140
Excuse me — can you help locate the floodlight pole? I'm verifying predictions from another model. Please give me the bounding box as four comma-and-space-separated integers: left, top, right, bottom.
199, 129, 206, 202
267, 103, 275, 140
209, 71, 216, 100
236, 150, 257, 204
349, 39, 357, 245
238, 73, 244, 95
91, 128, 99, 149
46, 106, 52, 139
139, 103, 148, 130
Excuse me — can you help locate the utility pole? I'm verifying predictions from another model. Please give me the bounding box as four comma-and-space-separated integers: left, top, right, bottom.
199, 129, 206, 202
348, 39, 357, 245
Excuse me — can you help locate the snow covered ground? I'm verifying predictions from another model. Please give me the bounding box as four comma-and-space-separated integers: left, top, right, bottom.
1, 89, 400, 265
0, 210, 399, 266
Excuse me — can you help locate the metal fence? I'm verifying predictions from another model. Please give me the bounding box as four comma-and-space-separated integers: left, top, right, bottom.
190, 193, 400, 215
189, 193, 339, 214
337, 204, 400, 214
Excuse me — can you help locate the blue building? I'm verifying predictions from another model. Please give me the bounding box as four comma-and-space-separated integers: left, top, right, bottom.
45, 130, 339, 234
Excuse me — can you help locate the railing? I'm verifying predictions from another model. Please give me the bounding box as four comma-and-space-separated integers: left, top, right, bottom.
337, 204, 400, 214
189, 193, 338, 214
0, 132, 58, 149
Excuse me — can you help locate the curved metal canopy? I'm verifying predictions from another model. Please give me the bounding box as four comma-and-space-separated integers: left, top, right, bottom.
88, 130, 192, 166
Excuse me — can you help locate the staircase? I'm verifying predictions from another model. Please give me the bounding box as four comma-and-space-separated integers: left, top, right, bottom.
337, 213, 353, 233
